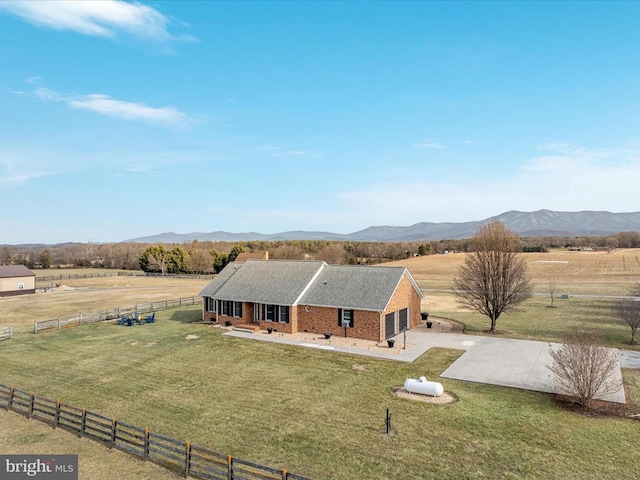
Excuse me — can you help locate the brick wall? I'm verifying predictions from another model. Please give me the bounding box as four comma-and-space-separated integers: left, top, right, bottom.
297, 305, 381, 342
383, 273, 422, 329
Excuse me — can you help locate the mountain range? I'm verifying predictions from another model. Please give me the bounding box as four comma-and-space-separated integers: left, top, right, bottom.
126, 210, 640, 243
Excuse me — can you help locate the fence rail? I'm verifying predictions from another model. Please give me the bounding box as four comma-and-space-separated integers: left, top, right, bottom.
0, 326, 12, 342
0, 383, 311, 480
34, 296, 199, 334
36, 272, 212, 283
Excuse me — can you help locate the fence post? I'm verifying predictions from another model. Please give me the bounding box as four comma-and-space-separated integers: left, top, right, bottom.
29, 392, 35, 418
80, 408, 87, 437
79, 314, 83, 325
110, 419, 117, 448
227, 454, 233, 480
54, 399, 60, 429
144, 427, 150, 458
34, 322, 38, 335
58, 318, 61, 329
7, 386, 14, 411
180, 297, 183, 307
184, 441, 191, 478
9, 327, 12, 340
282, 468, 287, 480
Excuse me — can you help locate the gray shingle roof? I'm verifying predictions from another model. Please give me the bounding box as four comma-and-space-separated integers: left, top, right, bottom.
200, 260, 325, 305
200, 260, 424, 311
0, 265, 35, 278
299, 264, 413, 311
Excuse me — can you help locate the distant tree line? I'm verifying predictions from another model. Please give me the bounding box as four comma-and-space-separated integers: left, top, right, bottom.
1, 230, 639, 271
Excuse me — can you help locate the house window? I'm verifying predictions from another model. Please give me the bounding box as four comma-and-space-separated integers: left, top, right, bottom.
254, 303, 259, 322
17, 283, 24, 290
222, 301, 231, 316
206, 297, 216, 312
222, 301, 242, 317
279, 306, 290, 324
338, 309, 354, 328
262, 304, 289, 323
264, 304, 276, 322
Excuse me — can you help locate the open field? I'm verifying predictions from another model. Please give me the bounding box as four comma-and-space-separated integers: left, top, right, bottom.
387, 249, 640, 349
0, 272, 209, 334
399, 248, 640, 295
424, 293, 640, 350
0, 309, 639, 480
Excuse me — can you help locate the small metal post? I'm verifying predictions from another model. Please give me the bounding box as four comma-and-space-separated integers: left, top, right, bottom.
385, 408, 391, 434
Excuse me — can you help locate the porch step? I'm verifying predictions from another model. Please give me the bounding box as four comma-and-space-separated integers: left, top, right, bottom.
234, 324, 261, 334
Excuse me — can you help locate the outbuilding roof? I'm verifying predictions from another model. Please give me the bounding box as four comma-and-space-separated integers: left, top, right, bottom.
0, 265, 35, 278
199, 260, 423, 311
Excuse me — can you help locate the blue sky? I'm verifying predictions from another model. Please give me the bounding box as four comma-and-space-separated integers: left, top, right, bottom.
1, 1, 639, 244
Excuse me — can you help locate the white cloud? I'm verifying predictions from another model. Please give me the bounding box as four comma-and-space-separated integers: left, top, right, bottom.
68, 94, 185, 125
0, 153, 57, 186
260, 144, 321, 158
0, 0, 195, 42
415, 140, 446, 149
332, 143, 640, 225
33, 87, 187, 127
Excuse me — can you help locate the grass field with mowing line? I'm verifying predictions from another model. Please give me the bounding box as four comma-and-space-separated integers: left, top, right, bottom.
1, 257, 639, 479
0, 272, 209, 334
0, 307, 639, 479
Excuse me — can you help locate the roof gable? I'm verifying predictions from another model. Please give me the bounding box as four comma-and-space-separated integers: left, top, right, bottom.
299, 265, 416, 311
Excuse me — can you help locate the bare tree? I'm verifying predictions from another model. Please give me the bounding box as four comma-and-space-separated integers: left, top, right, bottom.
453, 221, 533, 332
315, 243, 346, 264
548, 281, 557, 308
549, 328, 622, 409
615, 283, 640, 344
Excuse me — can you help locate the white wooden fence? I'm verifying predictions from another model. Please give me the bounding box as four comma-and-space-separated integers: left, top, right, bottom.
34, 296, 199, 334
0, 326, 12, 342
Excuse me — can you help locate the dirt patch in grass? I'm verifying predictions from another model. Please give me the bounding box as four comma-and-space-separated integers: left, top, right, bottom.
185, 334, 199, 340
130, 341, 156, 347
553, 395, 640, 421
393, 387, 457, 404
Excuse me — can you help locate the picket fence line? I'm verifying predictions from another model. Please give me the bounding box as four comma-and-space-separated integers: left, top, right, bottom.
0, 326, 12, 342
0, 384, 311, 480
34, 296, 199, 334
36, 272, 212, 282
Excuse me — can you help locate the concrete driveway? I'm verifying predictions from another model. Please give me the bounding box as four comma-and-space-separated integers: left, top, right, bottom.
403, 329, 626, 404
225, 327, 627, 404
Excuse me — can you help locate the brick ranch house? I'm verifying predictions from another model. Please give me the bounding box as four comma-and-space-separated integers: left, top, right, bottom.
0, 265, 36, 297
199, 260, 424, 342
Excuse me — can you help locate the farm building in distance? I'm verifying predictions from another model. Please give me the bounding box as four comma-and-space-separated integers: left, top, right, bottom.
200, 260, 424, 342
0, 265, 36, 297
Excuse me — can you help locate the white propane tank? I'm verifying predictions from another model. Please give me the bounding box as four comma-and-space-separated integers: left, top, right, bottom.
404, 376, 444, 397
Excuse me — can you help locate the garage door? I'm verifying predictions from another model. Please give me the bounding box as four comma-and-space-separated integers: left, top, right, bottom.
385, 312, 396, 339
399, 308, 409, 331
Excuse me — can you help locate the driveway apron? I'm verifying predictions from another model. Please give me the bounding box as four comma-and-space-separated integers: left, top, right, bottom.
404, 330, 626, 404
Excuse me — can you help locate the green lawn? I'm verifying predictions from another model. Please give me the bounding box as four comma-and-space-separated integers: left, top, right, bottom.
1, 307, 638, 479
